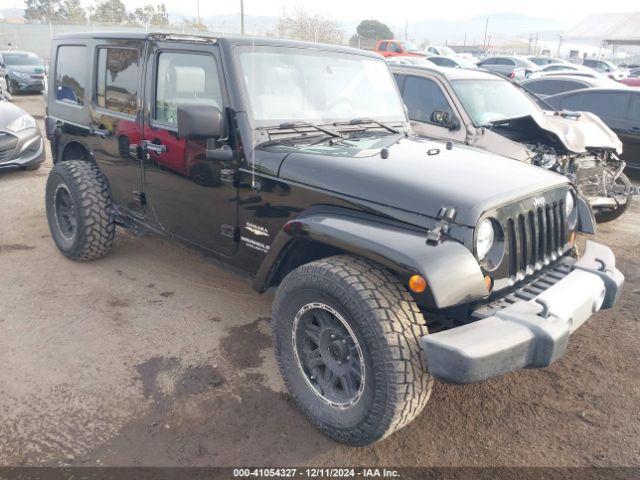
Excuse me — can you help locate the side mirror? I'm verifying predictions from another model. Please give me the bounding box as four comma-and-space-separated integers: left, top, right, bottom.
430, 110, 460, 130
177, 105, 224, 140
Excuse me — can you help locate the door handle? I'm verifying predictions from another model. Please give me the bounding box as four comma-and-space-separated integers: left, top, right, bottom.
142, 140, 166, 155
90, 125, 110, 138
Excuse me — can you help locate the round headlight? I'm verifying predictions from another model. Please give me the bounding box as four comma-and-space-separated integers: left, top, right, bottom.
565, 190, 575, 217
476, 219, 495, 261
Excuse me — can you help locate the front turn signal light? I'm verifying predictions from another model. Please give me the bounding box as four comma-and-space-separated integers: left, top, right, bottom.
409, 275, 427, 293
484, 275, 493, 293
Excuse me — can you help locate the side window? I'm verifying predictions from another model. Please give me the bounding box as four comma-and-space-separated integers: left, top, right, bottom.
479, 58, 496, 66
559, 94, 583, 111
581, 92, 629, 119
441, 58, 457, 68
628, 94, 640, 122
496, 58, 515, 66
403, 76, 454, 125
393, 73, 405, 91
389, 42, 402, 53
428, 47, 438, 55
378, 42, 388, 52
524, 80, 552, 95
96, 48, 139, 116
154, 52, 223, 126
55, 45, 87, 106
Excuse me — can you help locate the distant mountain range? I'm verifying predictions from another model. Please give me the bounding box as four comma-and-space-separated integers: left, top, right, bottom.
2, 7, 569, 45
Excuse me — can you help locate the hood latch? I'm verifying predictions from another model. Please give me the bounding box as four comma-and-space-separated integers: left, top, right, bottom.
426, 207, 457, 245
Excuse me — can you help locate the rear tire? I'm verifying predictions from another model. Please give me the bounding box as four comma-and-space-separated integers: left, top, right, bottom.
272, 255, 432, 446
594, 172, 633, 223
45, 160, 115, 260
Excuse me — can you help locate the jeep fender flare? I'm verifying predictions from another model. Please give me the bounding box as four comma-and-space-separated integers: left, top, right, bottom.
254, 207, 488, 309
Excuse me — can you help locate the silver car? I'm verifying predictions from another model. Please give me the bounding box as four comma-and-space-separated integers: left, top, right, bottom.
0, 100, 45, 171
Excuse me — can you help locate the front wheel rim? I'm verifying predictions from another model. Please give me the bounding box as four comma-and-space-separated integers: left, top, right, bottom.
53, 183, 77, 241
292, 302, 366, 409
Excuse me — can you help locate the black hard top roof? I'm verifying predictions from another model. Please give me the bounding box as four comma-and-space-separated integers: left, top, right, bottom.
52, 32, 381, 58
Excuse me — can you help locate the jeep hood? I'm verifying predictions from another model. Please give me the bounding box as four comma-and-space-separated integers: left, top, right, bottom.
277, 136, 568, 227
493, 110, 622, 155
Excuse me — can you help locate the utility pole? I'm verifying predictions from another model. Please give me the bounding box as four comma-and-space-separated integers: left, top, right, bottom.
240, 0, 245, 35
482, 17, 489, 53
404, 20, 408, 41
196, 0, 200, 25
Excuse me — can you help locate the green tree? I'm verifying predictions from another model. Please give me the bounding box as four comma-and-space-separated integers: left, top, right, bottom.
58, 0, 87, 22
134, 3, 169, 27
90, 0, 128, 23
24, 0, 62, 22
356, 19, 394, 41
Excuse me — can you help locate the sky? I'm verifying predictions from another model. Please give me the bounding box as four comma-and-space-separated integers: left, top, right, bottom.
1, 0, 637, 25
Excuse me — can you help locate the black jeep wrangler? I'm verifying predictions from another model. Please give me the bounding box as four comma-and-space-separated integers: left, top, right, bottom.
45, 33, 624, 446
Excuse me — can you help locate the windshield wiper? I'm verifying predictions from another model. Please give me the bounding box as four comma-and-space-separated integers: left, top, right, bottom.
334, 118, 400, 134
277, 121, 341, 138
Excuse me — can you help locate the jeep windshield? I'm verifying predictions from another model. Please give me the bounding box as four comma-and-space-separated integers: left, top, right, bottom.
237, 46, 406, 130
451, 79, 540, 127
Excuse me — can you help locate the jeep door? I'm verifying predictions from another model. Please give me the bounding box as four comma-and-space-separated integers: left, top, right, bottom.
395, 73, 466, 143
89, 39, 145, 217
141, 40, 238, 255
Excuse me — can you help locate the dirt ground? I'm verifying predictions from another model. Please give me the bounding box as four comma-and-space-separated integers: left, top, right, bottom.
1, 93, 639, 468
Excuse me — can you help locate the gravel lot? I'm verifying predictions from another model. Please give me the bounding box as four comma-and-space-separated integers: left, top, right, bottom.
1, 94, 639, 467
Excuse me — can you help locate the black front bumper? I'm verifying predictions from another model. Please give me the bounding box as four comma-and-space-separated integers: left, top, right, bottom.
421, 241, 623, 384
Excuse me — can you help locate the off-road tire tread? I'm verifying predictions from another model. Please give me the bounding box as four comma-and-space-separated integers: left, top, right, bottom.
273, 255, 433, 445
47, 160, 115, 261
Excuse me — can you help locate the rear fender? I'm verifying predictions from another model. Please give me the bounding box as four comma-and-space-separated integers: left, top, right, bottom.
254, 207, 488, 309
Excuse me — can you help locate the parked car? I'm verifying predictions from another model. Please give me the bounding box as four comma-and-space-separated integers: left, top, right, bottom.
0, 100, 45, 170
476, 55, 538, 80
527, 63, 587, 78
373, 40, 426, 58
0, 50, 46, 94
426, 55, 477, 69
545, 88, 640, 174
581, 58, 628, 81
386, 56, 431, 66
522, 75, 622, 98
622, 68, 640, 87
424, 45, 457, 57
391, 64, 636, 221
527, 56, 569, 66
45, 32, 623, 445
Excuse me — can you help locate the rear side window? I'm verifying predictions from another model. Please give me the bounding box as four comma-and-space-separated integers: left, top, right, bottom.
581, 92, 629, 119
495, 58, 515, 66
403, 76, 454, 124
96, 48, 140, 116
378, 42, 388, 52
558, 94, 583, 110
527, 79, 586, 96
154, 52, 222, 125
628, 94, 640, 122
55, 45, 87, 106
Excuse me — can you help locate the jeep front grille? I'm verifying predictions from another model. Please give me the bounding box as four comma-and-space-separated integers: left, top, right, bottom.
505, 200, 566, 279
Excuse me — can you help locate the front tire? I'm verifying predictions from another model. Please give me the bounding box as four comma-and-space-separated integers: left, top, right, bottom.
272, 255, 432, 445
45, 160, 115, 260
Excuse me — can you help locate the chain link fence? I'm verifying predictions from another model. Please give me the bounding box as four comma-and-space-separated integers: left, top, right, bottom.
0, 22, 231, 63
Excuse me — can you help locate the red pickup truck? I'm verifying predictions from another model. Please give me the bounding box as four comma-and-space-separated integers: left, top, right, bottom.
374, 40, 426, 58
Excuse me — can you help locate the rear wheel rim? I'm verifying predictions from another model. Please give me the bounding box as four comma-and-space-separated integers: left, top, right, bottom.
53, 184, 77, 241
292, 302, 365, 409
